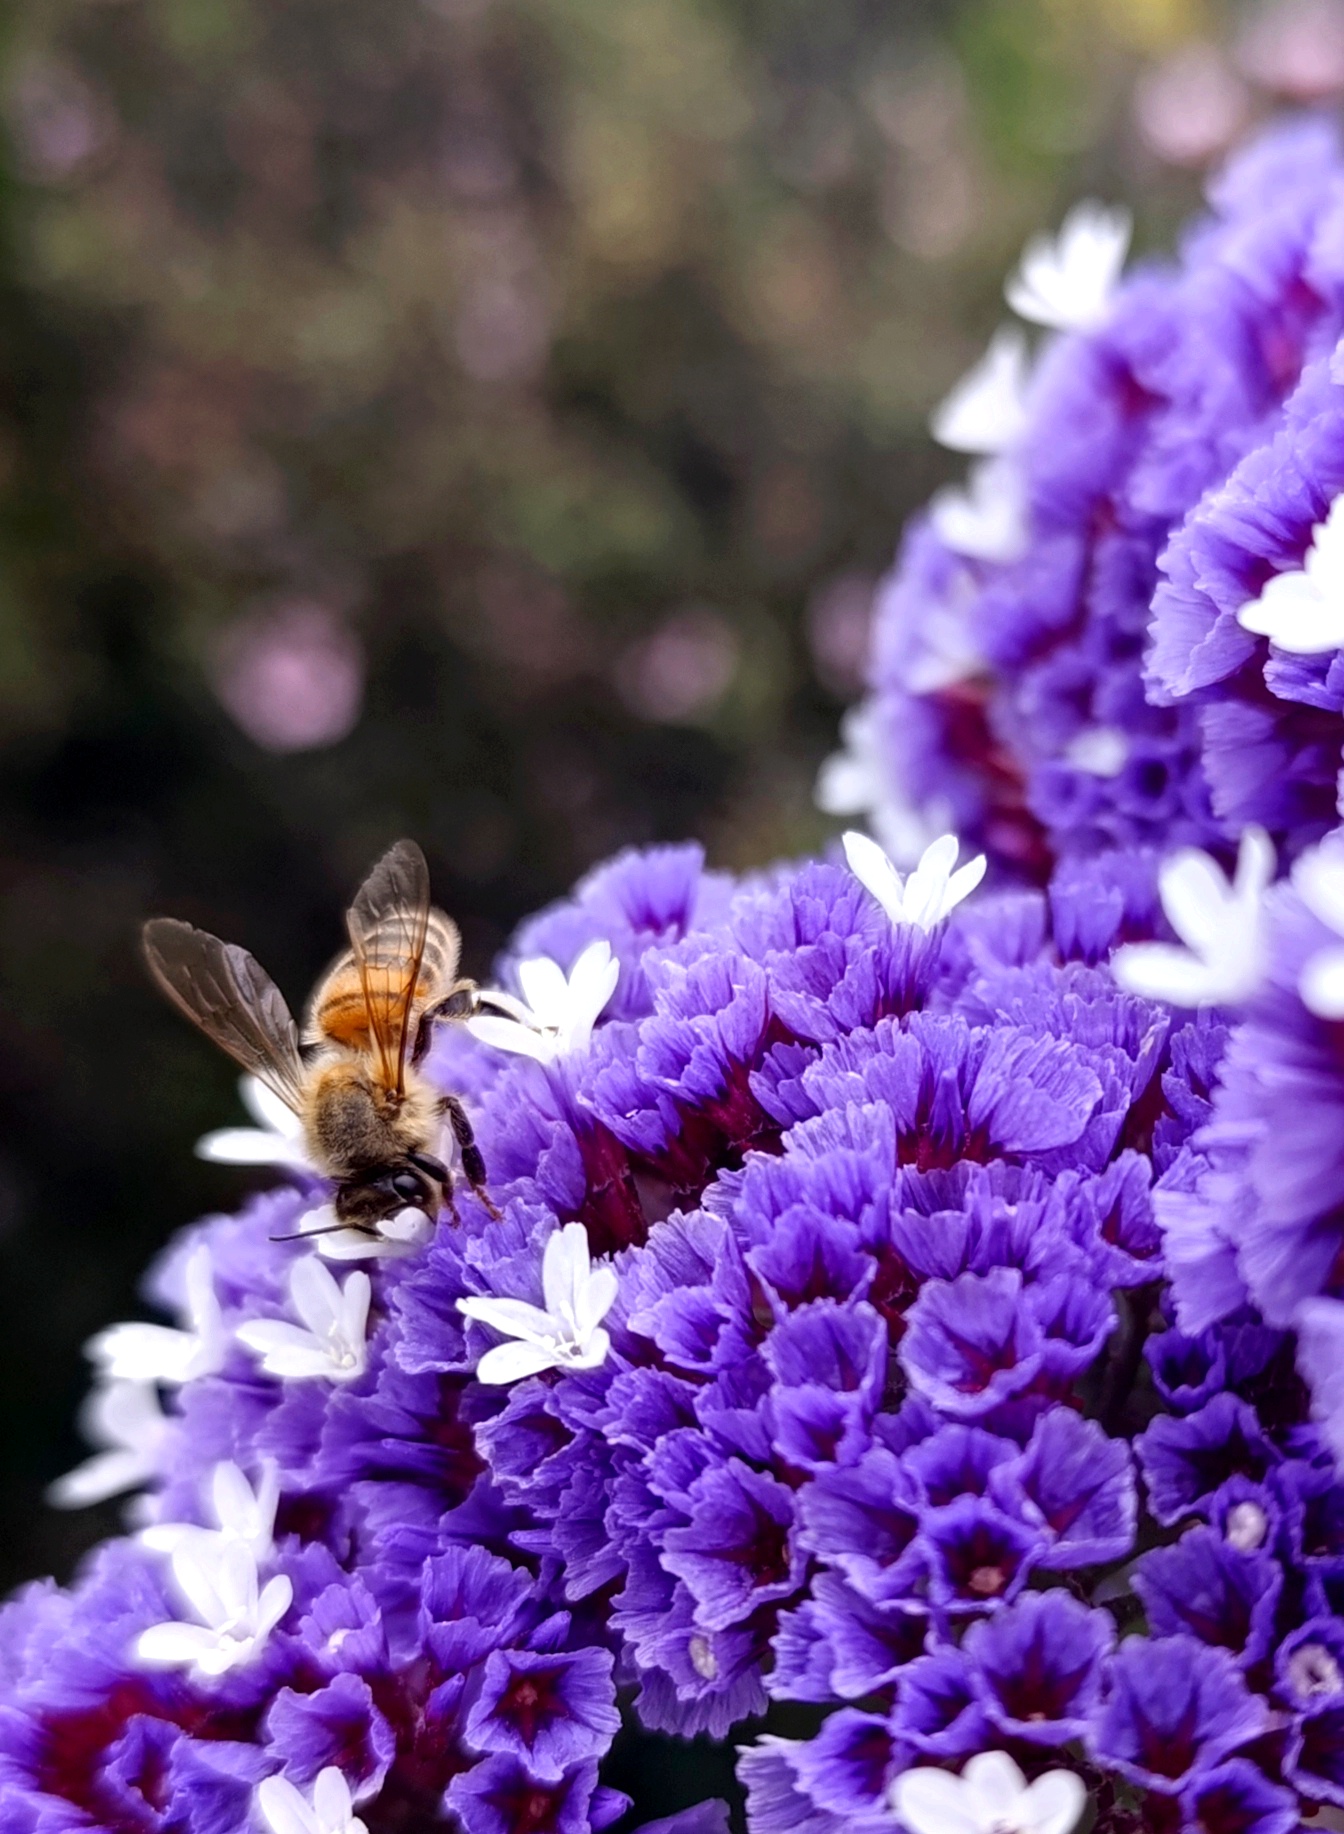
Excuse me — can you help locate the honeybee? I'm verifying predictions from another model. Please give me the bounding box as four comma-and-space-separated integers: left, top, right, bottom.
143, 840, 499, 1241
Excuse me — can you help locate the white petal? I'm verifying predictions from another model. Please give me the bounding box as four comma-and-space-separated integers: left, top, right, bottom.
1301, 946, 1344, 1018
929, 459, 1029, 564
1112, 941, 1220, 1006
458, 1294, 561, 1343
575, 1264, 619, 1339
517, 956, 572, 1030
475, 1339, 562, 1385
135, 1622, 222, 1668
377, 1208, 434, 1246
195, 1127, 308, 1167
942, 852, 988, 916
1021, 1771, 1086, 1834
465, 1015, 559, 1062
1294, 843, 1344, 936
815, 747, 879, 817
891, 1768, 981, 1834
236, 1321, 341, 1379
289, 1255, 343, 1340
1159, 849, 1233, 953
47, 1447, 157, 1508
86, 1322, 199, 1385
86, 1377, 167, 1451
1232, 826, 1275, 902
257, 1775, 320, 1834
1238, 570, 1344, 653
930, 327, 1031, 455
842, 830, 906, 921
241, 1076, 302, 1136
312, 1767, 354, 1833
256, 1573, 294, 1639
964, 1752, 1029, 1823
1005, 200, 1130, 332
338, 1272, 372, 1348
542, 1223, 593, 1332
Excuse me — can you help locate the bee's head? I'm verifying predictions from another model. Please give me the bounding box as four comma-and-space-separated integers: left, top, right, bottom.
334, 1153, 447, 1230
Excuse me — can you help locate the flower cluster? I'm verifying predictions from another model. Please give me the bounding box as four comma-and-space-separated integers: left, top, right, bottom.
829, 115, 1344, 876
21, 110, 1344, 1834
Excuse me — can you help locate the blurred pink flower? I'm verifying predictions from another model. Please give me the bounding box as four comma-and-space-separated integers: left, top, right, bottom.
1237, 0, 1344, 98
211, 601, 365, 753
615, 607, 739, 722
8, 60, 110, 179
1134, 44, 1249, 167
807, 570, 877, 697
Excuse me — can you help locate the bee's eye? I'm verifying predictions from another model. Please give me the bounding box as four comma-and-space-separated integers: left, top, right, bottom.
391, 1170, 426, 1202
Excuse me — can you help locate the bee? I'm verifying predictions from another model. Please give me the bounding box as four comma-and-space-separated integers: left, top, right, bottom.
142, 840, 500, 1242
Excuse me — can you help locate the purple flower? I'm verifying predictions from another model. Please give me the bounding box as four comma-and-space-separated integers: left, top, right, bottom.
1132, 1525, 1283, 1667
964, 1590, 1113, 1745
1089, 1636, 1267, 1792
464, 1649, 621, 1782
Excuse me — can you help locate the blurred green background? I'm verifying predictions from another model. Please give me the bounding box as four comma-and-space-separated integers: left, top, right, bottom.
0, 0, 1315, 1588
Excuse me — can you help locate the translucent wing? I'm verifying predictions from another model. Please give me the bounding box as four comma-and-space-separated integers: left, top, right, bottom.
142, 918, 305, 1112
343, 840, 454, 1098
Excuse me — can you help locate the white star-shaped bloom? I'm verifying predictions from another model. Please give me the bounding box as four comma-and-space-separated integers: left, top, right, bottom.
1237, 496, 1344, 655
930, 327, 1031, 455
47, 1378, 172, 1509
236, 1257, 370, 1383
815, 701, 953, 869
1291, 834, 1344, 1018
85, 1242, 226, 1386
843, 830, 987, 932
893, 1752, 1086, 1834
1005, 199, 1132, 332
1113, 827, 1275, 1007
257, 1768, 369, 1834
294, 1200, 435, 1263
458, 1222, 617, 1385
468, 940, 620, 1064
134, 1535, 292, 1679
196, 1075, 311, 1169
141, 1459, 279, 1565
929, 458, 1030, 565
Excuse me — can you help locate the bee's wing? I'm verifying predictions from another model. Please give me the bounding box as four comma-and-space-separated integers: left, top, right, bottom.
142, 917, 306, 1113
343, 839, 439, 1098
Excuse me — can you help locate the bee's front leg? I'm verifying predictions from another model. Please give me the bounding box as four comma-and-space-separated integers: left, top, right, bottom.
438, 1092, 503, 1221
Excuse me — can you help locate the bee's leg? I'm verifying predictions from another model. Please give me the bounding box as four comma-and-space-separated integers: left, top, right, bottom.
412, 980, 478, 1065
439, 1092, 503, 1221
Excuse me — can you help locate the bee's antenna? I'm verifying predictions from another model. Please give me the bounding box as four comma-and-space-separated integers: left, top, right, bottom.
269, 1223, 363, 1243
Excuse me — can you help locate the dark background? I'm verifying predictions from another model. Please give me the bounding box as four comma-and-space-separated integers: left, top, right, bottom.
0, 0, 1307, 1589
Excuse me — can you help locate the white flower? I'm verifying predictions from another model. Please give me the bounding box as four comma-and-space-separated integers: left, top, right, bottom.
893, 1751, 1086, 1834
196, 1074, 311, 1169
85, 1242, 226, 1386
1237, 495, 1344, 655
141, 1459, 278, 1564
1113, 827, 1275, 1007
47, 1378, 172, 1509
1005, 199, 1132, 332
134, 1535, 292, 1679
458, 1221, 617, 1384
257, 1768, 369, 1834
1292, 834, 1344, 1018
1064, 727, 1129, 778
843, 830, 987, 932
815, 701, 953, 868
295, 1200, 435, 1263
236, 1257, 370, 1383
929, 327, 1031, 455
929, 459, 1029, 565
468, 940, 620, 1064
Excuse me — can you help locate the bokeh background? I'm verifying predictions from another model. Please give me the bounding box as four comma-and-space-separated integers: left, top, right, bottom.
0, 0, 1329, 1592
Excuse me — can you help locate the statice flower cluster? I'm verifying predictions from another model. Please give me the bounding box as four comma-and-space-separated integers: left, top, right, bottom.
15, 812, 1344, 1834
824, 114, 1344, 876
